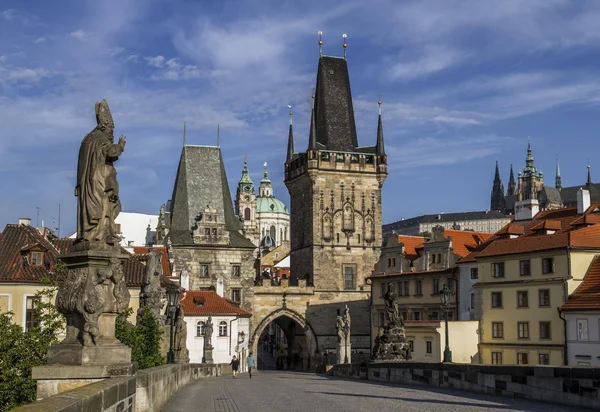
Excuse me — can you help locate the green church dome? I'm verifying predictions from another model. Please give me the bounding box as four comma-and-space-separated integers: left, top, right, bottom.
256, 197, 289, 214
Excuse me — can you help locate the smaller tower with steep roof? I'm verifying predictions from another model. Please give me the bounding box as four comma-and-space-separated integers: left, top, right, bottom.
490, 161, 505, 212
507, 164, 517, 196
235, 156, 259, 244
556, 158, 562, 191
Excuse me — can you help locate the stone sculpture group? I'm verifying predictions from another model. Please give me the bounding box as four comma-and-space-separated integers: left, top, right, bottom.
372, 283, 412, 362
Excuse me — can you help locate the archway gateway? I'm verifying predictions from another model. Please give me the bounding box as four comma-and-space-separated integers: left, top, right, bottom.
250, 308, 318, 371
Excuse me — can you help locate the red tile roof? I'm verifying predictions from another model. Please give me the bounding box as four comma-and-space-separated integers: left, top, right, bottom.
396, 235, 425, 257
133, 246, 171, 276
496, 224, 525, 236
561, 256, 600, 311
179, 290, 251, 317
530, 219, 562, 232
0, 224, 63, 283
444, 229, 493, 258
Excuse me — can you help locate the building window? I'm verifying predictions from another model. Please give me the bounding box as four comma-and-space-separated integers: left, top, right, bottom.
519, 260, 531, 276
404, 281, 410, 296
380, 282, 389, 297
432, 278, 439, 294
447, 278, 455, 293
413, 311, 421, 320
517, 322, 529, 339
538, 354, 550, 365
539, 322, 551, 339
343, 265, 356, 290
491, 292, 503, 308
408, 340, 414, 352
205, 228, 211, 236
491, 352, 503, 365
30, 251, 44, 266
201, 264, 210, 277
539, 289, 550, 307
397, 282, 403, 296
231, 265, 241, 277
415, 280, 422, 296
25, 296, 40, 331
426, 340, 432, 354
577, 319, 589, 341
402, 311, 408, 321
244, 207, 251, 221
428, 311, 439, 320
470, 268, 478, 280
493, 262, 505, 278
492, 322, 504, 338
377, 312, 385, 327
218, 321, 228, 337
270, 225, 276, 243
196, 321, 205, 337
470, 292, 475, 310
336, 233, 340, 243
517, 353, 529, 365
542, 258, 554, 274
231, 289, 241, 302
517, 291, 528, 308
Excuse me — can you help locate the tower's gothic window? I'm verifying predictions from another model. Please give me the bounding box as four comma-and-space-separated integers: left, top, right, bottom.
270, 225, 276, 243
244, 207, 251, 221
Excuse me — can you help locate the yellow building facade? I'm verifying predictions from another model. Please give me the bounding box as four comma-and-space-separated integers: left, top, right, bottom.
470, 204, 600, 366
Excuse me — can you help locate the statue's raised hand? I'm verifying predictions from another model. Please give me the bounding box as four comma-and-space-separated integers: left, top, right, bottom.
118, 135, 126, 147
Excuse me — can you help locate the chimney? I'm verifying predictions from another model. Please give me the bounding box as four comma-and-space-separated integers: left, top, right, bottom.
18, 217, 31, 226
577, 188, 591, 214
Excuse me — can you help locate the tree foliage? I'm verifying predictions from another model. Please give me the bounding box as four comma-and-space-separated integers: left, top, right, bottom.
115, 307, 165, 370
0, 284, 65, 411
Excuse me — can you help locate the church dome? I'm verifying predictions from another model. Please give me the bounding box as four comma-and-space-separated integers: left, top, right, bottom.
256, 197, 288, 214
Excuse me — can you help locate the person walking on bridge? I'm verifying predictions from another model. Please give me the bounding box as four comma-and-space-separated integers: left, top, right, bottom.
230, 355, 240, 378
246, 352, 256, 378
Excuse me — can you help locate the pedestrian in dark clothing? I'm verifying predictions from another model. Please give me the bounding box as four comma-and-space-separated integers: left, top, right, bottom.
230, 355, 240, 378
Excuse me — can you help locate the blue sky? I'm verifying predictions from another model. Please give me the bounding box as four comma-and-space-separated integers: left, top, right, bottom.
1, 0, 600, 236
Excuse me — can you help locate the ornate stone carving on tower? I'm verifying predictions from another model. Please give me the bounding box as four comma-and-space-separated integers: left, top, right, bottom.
33, 100, 134, 399
372, 284, 411, 362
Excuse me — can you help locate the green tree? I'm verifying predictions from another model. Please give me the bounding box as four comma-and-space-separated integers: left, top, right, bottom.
0, 284, 65, 411
419, 231, 432, 238
115, 307, 165, 370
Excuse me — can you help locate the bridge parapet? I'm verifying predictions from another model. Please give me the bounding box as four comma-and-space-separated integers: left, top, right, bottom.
330, 362, 600, 410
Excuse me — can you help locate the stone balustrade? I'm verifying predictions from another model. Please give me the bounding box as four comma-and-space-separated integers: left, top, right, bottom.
12, 363, 230, 412
329, 362, 600, 410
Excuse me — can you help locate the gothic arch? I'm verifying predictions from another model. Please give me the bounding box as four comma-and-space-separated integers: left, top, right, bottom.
249, 307, 318, 359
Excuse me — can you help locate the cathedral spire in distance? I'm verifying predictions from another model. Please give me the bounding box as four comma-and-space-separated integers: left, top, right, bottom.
376, 95, 385, 157
491, 160, 505, 212
286, 105, 294, 163
587, 164, 592, 187
507, 164, 517, 196
555, 158, 562, 191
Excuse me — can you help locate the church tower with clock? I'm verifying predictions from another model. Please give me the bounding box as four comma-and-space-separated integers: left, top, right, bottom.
235, 157, 260, 247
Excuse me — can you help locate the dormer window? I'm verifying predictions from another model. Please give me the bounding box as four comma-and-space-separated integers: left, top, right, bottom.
30, 251, 44, 266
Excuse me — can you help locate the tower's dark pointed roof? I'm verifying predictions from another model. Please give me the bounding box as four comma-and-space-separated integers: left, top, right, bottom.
313, 56, 358, 151
168, 146, 253, 247
376, 103, 385, 156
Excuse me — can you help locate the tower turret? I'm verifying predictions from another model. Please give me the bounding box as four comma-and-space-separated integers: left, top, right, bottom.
555, 158, 562, 190
507, 164, 517, 196
491, 160, 505, 212
286, 107, 294, 163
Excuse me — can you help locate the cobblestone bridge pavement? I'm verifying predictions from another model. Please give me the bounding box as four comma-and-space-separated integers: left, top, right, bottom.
163, 370, 591, 412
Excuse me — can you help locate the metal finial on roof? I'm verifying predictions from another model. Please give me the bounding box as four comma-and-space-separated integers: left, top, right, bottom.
217, 123, 220, 147
287, 104, 292, 125
183, 121, 186, 147
342, 33, 347, 59
318, 31, 323, 56
312, 88, 315, 108
378, 94, 382, 116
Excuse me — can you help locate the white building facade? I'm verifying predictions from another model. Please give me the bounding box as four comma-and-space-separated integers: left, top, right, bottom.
181, 291, 252, 368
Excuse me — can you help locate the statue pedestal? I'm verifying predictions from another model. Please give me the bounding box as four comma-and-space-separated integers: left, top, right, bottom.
204, 346, 214, 364
32, 249, 135, 399
337, 343, 351, 364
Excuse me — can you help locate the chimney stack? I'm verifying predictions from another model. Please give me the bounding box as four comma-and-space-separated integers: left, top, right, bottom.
18, 217, 31, 226
577, 188, 591, 214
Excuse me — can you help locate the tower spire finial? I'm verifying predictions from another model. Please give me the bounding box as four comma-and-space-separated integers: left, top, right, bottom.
217, 123, 220, 147
318, 31, 323, 57
342, 33, 347, 60
286, 107, 294, 163
376, 95, 385, 157
183, 121, 186, 147
587, 163, 592, 187
308, 89, 317, 151
378, 94, 382, 115
555, 156, 562, 190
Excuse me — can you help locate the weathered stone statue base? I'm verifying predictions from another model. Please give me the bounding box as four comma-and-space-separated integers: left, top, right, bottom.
32, 250, 135, 399
204, 346, 214, 364
337, 343, 352, 364
372, 325, 412, 362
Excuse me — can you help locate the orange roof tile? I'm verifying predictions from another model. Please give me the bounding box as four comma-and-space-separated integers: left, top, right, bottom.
179, 290, 251, 317
530, 219, 562, 231
133, 246, 171, 276
561, 256, 600, 311
496, 224, 525, 236
396, 235, 425, 257
444, 229, 493, 258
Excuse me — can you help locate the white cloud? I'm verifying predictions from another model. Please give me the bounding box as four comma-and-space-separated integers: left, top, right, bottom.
0, 9, 17, 20
387, 47, 466, 80
0, 66, 52, 83
145, 55, 165, 68
34, 37, 47, 44
69, 29, 86, 40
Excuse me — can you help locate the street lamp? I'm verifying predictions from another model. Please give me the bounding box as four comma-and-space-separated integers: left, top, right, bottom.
440, 282, 453, 363
166, 283, 180, 364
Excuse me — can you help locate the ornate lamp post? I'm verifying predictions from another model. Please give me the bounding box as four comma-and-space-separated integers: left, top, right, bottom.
166, 283, 180, 364
440, 282, 453, 363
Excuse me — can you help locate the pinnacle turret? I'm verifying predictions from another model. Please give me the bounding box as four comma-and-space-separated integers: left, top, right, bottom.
376, 98, 385, 156
286, 107, 294, 163
507, 164, 517, 196
491, 160, 505, 212
555, 158, 562, 191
